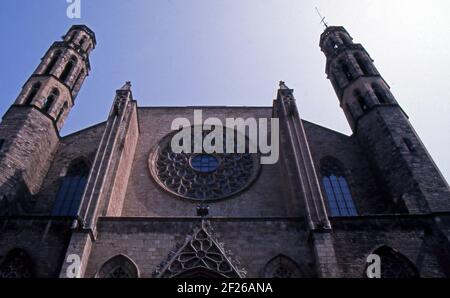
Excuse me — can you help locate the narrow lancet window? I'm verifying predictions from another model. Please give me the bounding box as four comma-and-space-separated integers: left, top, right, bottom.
51, 159, 89, 216
321, 158, 357, 217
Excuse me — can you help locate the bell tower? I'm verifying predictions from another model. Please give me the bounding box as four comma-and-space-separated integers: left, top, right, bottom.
0, 25, 96, 213
320, 26, 450, 213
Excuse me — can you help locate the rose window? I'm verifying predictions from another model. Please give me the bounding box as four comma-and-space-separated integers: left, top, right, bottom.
148, 127, 260, 201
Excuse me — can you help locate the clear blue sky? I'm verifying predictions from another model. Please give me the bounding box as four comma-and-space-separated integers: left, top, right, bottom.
0, 0, 449, 181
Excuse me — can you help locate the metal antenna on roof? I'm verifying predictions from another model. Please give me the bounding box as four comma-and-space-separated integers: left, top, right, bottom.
315, 7, 328, 28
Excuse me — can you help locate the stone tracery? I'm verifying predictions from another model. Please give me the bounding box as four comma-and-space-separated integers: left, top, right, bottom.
154, 221, 245, 278
148, 127, 260, 201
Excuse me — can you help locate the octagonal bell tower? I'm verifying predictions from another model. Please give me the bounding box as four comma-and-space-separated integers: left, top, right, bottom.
0, 25, 96, 214
320, 26, 450, 213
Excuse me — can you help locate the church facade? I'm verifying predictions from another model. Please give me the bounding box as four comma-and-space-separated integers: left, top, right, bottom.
0, 24, 449, 278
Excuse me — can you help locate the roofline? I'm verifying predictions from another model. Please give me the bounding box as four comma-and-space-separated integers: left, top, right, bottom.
301, 118, 352, 138
137, 105, 273, 109
60, 121, 106, 139
69, 24, 97, 47
320, 25, 350, 46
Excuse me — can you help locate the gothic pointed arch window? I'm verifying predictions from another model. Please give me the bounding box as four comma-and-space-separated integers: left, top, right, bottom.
0, 249, 35, 278
320, 157, 357, 217
56, 101, 68, 123
97, 255, 139, 278
51, 158, 89, 216
43, 88, 59, 113
79, 36, 86, 48
354, 89, 368, 112
24, 82, 41, 105
264, 255, 308, 278
60, 56, 77, 83
355, 53, 371, 76
372, 83, 389, 104
73, 69, 86, 94
369, 246, 419, 278
341, 60, 354, 82
68, 31, 78, 43
44, 50, 61, 75
339, 33, 352, 45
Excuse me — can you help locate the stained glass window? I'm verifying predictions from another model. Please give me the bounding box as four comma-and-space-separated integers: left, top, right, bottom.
190, 154, 219, 173
51, 159, 89, 217
150, 128, 259, 201
321, 158, 357, 217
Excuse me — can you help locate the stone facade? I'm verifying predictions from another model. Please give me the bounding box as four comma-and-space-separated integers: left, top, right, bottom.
0, 25, 449, 278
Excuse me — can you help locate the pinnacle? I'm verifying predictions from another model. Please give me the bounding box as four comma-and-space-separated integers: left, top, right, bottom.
119, 81, 132, 91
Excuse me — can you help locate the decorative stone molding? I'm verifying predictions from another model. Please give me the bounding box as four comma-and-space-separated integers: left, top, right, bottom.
154, 220, 246, 278
148, 128, 260, 201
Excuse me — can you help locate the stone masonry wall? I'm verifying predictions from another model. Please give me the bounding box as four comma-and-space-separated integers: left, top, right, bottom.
303, 120, 386, 214
0, 106, 59, 199
331, 215, 447, 277
105, 103, 139, 217
122, 107, 296, 218
0, 217, 73, 277
34, 122, 106, 214
84, 218, 313, 278
356, 106, 450, 213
